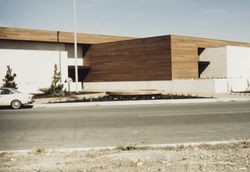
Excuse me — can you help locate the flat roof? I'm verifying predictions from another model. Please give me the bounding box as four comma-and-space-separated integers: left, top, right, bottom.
0, 27, 134, 44
1, 27, 250, 48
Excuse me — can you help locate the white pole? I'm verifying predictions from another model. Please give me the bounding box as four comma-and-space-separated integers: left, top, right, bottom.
74, 0, 79, 93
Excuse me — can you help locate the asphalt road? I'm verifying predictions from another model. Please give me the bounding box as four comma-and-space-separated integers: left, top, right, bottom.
0, 101, 250, 150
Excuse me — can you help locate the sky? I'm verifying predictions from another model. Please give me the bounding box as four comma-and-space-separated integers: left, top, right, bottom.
0, 0, 250, 42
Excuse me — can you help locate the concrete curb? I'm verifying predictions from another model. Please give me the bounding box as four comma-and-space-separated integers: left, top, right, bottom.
0, 139, 248, 154
33, 97, 250, 108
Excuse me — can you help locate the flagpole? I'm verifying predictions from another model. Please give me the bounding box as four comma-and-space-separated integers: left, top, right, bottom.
74, 0, 78, 93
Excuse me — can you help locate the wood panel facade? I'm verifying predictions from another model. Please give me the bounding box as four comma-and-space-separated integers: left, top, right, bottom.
1, 27, 250, 82
170, 35, 250, 79
84, 36, 172, 82
84, 35, 250, 82
0, 27, 133, 44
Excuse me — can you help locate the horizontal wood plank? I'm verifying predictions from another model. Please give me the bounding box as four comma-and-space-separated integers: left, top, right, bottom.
0, 27, 133, 44
84, 36, 172, 82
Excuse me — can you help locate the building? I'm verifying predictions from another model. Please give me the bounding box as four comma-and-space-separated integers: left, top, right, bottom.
1, 27, 250, 93
0, 27, 133, 93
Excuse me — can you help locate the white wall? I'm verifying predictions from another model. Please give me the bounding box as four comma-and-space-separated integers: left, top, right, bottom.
83, 80, 216, 94
226, 46, 250, 78
0, 40, 84, 93
214, 78, 250, 93
199, 46, 250, 79
0, 49, 68, 93
84, 78, 250, 94
0, 49, 84, 93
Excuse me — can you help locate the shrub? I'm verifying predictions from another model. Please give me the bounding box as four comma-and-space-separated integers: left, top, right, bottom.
2, 65, 18, 89
40, 64, 63, 96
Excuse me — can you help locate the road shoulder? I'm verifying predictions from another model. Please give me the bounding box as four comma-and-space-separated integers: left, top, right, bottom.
1, 140, 249, 172
33, 97, 250, 108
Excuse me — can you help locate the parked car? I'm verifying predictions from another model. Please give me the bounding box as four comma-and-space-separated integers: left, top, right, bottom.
0, 87, 34, 109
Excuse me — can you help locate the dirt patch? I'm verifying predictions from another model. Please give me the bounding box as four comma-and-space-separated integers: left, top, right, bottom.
34, 90, 209, 104
0, 141, 249, 172
48, 94, 207, 104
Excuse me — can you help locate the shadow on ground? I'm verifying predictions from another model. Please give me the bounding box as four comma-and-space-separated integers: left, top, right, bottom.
0, 105, 33, 110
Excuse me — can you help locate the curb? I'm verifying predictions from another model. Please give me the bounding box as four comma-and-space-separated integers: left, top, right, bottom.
0, 139, 248, 154
33, 98, 250, 108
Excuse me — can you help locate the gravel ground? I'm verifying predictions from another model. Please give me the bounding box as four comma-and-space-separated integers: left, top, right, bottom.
0, 141, 249, 172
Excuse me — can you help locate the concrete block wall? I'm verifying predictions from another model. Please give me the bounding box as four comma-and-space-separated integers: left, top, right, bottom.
199, 47, 227, 79
199, 46, 250, 80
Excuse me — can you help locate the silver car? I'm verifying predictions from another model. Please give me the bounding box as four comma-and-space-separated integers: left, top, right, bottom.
0, 87, 34, 109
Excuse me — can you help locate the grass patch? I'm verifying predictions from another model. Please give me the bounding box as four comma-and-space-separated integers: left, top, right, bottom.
115, 145, 137, 151
32, 148, 46, 155
114, 140, 250, 152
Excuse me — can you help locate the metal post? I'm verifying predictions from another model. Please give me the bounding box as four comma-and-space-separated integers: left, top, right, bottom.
74, 0, 78, 93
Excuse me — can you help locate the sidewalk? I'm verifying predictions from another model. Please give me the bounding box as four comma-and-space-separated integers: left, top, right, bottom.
33, 92, 250, 109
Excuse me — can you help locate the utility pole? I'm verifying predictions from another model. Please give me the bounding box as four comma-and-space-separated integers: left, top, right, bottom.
74, 0, 78, 93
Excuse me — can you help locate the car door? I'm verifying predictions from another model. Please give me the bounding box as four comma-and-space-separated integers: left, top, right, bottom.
0, 89, 14, 106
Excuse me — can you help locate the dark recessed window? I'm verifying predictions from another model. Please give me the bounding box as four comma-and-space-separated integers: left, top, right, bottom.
68, 66, 91, 82
82, 44, 91, 57
198, 61, 210, 78
198, 48, 205, 56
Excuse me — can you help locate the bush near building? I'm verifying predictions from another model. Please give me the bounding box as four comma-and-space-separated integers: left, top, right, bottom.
2, 65, 18, 89
40, 64, 63, 96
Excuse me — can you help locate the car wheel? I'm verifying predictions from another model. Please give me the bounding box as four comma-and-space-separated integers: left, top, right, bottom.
11, 100, 22, 109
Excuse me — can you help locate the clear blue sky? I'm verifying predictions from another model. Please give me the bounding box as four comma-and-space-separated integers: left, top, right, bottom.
0, 0, 250, 42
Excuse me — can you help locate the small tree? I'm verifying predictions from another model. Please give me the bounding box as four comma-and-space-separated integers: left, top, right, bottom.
2, 65, 18, 89
40, 64, 63, 96
51, 64, 63, 95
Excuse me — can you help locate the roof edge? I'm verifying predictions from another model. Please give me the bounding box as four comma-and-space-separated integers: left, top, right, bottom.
0, 26, 135, 44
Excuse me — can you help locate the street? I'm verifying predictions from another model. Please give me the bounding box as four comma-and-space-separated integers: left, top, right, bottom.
0, 101, 250, 150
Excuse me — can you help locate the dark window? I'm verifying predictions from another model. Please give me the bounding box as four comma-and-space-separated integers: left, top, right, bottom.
198, 48, 205, 56
68, 66, 91, 82
198, 61, 210, 78
0, 89, 12, 95
82, 44, 91, 57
